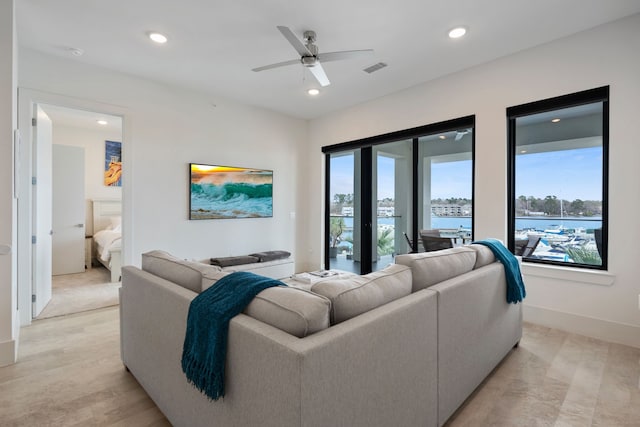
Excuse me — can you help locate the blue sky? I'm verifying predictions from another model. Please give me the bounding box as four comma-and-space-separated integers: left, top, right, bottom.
516, 146, 602, 200
330, 146, 602, 201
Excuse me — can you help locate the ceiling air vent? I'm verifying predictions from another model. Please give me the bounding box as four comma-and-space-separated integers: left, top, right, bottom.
363, 62, 388, 74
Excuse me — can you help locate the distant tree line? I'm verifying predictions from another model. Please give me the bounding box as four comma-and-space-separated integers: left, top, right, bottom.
516, 195, 602, 217
430, 197, 472, 205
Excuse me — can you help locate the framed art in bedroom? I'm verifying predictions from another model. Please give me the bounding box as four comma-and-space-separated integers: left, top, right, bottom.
189, 163, 273, 220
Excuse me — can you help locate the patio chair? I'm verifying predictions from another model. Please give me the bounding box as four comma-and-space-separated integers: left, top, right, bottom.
514, 235, 541, 258
420, 229, 455, 252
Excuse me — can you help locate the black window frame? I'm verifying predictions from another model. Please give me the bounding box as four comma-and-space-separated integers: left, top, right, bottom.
507, 86, 609, 270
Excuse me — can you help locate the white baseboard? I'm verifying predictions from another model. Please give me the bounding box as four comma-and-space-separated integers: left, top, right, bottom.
523, 304, 640, 349
0, 338, 17, 367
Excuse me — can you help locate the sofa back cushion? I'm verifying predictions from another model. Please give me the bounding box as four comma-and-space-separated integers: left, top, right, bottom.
467, 244, 497, 269
395, 247, 477, 292
244, 287, 331, 338
311, 264, 412, 324
141, 250, 223, 293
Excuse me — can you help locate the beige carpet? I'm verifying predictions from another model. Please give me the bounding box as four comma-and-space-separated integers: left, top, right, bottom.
37, 265, 120, 319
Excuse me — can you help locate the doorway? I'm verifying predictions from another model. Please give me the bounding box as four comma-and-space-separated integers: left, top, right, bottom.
30, 103, 123, 319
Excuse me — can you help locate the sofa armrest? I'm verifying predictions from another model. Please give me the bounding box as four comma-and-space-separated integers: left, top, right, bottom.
429, 263, 522, 426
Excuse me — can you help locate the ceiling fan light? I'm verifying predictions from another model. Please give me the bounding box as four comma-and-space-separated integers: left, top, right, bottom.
148, 32, 168, 44
448, 27, 467, 39
307, 88, 320, 96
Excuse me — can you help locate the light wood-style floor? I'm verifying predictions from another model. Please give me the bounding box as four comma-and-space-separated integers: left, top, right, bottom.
1, 306, 639, 426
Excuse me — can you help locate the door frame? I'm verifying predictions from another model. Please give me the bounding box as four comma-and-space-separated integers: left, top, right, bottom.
17, 88, 131, 326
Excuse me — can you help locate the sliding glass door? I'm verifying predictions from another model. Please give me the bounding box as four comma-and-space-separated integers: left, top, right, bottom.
372, 139, 413, 271
324, 116, 475, 274
328, 151, 362, 273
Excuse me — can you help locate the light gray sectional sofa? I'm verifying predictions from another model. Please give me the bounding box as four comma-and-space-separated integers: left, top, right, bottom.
120, 245, 522, 427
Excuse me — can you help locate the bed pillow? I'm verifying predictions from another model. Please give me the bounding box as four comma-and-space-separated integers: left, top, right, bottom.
244, 286, 331, 337
110, 216, 122, 229
248, 250, 291, 262
311, 264, 412, 324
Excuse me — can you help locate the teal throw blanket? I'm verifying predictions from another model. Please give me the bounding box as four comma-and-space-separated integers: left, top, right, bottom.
473, 239, 526, 304
181, 271, 285, 400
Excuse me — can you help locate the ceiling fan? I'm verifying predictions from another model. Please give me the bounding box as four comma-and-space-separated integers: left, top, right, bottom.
455, 129, 472, 141
252, 26, 374, 87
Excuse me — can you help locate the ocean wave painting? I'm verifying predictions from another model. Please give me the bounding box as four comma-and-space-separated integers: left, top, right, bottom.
190, 164, 273, 219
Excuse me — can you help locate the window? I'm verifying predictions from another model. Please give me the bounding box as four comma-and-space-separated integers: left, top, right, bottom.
507, 87, 609, 269
323, 116, 474, 274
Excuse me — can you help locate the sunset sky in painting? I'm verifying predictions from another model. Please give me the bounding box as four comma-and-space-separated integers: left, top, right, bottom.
190, 164, 272, 185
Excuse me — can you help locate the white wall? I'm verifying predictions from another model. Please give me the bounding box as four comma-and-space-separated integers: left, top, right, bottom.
0, 0, 18, 366
18, 50, 307, 265
52, 124, 123, 233
305, 14, 640, 348
52, 124, 122, 201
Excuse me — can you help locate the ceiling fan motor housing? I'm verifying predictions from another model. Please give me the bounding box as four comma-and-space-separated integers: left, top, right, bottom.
301, 55, 318, 67
301, 41, 319, 67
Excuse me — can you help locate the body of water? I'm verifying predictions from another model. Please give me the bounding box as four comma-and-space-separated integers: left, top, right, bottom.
333, 215, 602, 249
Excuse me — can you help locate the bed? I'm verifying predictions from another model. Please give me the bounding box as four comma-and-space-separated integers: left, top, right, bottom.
91, 199, 122, 282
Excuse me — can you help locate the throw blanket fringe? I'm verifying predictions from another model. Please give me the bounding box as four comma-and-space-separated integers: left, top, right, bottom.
473, 239, 526, 304
181, 271, 285, 400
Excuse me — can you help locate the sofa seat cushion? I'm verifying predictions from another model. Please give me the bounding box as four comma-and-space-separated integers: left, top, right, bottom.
395, 247, 477, 292
142, 250, 223, 293
311, 264, 412, 324
244, 286, 331, 338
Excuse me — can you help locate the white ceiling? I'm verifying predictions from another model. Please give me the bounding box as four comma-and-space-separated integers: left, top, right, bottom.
39, 104, 122, 133
16, 0, 640, 120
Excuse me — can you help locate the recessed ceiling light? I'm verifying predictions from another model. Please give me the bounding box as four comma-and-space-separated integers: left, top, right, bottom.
551, 118, 561, 123
67, 47, 84, 56
520, 150, 527, 153
307, 88, 320, 96
97, 120, 108, 125
439, 135, 446, 140
148, 32, 168, 44
448, 27, 467, 39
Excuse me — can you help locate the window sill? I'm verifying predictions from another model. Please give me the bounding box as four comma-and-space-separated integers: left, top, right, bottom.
521, 262, 615, 286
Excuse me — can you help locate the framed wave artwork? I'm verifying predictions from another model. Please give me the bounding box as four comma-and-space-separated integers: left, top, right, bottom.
189, 163, 273, 220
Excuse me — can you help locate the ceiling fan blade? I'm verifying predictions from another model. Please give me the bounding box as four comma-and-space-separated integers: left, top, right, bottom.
455, 132, 463, 141
320, 49, 374, 63
252, 59, 301, 72
309, 63, 330, 87
277, 25, 312, 57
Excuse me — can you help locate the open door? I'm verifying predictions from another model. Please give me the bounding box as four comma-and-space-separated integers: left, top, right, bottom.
32, 105, 53, 317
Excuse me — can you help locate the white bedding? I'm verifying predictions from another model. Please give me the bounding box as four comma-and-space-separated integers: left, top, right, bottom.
93, 229, 122, 263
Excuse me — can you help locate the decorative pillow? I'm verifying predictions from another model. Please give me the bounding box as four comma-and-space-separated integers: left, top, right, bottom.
210, 255, 260, 267
248, 250, 291, 262
142, 250, 222, 293
395, 247, 477, 292
244, 286, 331, 338
311, 264, 412, 324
